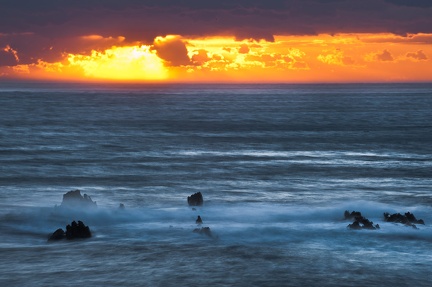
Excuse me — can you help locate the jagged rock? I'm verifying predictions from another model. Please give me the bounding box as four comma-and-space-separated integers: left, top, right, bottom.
196, 215, 203, 224
348, 221, 362, 230
193, 227, 212, 237
187, 192, 203, 206
48, 228, 65, 240
48, 221, 91, 241
65, 220, 92, 239
404, 212, 425, 225
60, 190, 97, 208
384, 212, 424, 228
345, 210, 380, 230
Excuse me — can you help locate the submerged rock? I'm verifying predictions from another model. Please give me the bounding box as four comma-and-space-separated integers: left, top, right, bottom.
345, 210, 380, 230
60, 190, 97, 208
384, 212, 424, 229
193, 227, 212, 237
187, 192, 203, 206
196, 215, 203, 225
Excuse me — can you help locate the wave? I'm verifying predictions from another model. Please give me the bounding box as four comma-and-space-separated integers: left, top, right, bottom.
1, 200, 431, 247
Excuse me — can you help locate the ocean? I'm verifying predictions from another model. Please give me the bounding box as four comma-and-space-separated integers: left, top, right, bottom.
0, 82, 431, 286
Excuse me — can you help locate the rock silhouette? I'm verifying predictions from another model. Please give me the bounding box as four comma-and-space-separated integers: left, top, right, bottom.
66, 220, 92, 239
384, 212, 425, 229
344, 210, 380, 230
49, 220, 92, 241
60, 190, 97, 208
49, 228, 65, 240
187, 192, 203, 206
196, 215, 203, 224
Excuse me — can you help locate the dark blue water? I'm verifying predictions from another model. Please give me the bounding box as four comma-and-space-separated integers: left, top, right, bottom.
1, 83, 432, 286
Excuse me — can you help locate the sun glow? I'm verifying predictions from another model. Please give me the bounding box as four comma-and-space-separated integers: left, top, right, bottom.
67, 45, 168, 81
1, 33, 431, 82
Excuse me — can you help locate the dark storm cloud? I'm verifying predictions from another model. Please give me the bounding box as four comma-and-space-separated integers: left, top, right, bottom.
152, 36, 191, 66
0, 0, 432, 66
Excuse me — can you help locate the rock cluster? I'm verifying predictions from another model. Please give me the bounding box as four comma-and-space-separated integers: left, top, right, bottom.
49, 220, 92, 241
344, 210, 426, 230
187, 193, 214, 237
46, 189, 428, 244
384, 212, 425, 229
345, 210, 380, 230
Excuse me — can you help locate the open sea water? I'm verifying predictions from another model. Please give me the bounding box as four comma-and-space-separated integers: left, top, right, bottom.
0, 82, 431, 286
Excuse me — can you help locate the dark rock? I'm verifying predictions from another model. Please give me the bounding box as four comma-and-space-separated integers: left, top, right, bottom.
48, 221, 91, 241
193, 227, 212, 237
345, 210, 379, 230
404, 212, 425, 225
196, 215, 203, 225
384, 211, 424, 228
384, 212, 406, 224
65, 220, 92, 239
119, 203, 125, 209
347, 221, 362, 230
48, 228, 65, 240
187, 192, 203, 206
360, 218, 379, 230
61, 190, 97, 208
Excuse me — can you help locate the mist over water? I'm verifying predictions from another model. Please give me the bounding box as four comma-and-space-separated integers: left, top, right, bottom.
1, 83, 432, 286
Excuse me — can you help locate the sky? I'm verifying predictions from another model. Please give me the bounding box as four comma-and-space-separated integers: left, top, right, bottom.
1, 0, 431, 83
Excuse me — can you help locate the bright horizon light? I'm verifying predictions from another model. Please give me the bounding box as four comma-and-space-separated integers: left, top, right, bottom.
67, 45, 169, 81
1, 33, 431, 83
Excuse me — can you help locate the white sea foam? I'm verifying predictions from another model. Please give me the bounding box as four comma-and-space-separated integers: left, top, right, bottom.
1, 199, 430, 248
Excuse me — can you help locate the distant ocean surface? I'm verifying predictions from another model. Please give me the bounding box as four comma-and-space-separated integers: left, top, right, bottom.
0, 82, 431, 286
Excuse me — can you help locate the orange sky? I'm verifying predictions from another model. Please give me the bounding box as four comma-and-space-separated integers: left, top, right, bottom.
1, 33, 431, 83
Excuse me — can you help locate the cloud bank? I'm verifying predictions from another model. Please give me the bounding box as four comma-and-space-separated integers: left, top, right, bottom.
0, 1, 431, 82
